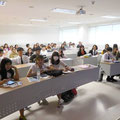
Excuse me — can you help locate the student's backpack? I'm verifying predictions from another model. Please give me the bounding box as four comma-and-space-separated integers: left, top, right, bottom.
43, 55, 49, 63
61, 90, 74, 103
72, 88, 77, 95
44, 70, 63, 77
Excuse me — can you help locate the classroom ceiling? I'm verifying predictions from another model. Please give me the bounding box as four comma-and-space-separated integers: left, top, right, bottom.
0, 0, 120, 27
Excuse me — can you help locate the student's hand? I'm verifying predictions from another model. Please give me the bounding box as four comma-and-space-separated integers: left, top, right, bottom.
3, 79, 10, 83
49, 66, 54, 70
11, 65, 17, 70
40, 70, 44, 74
65, 66, 70, 71
70, 68, 75, 72
112, 59, 115, 62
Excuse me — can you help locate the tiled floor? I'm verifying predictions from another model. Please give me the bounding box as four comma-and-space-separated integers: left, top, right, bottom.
2, 78, 120, 120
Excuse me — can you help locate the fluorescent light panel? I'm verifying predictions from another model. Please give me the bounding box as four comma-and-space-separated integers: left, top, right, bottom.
0, 1, 6, 6
69, 22, 81, 24
30, 19, 47, 22
52, 8, 76, 14
102, 16, 120, 19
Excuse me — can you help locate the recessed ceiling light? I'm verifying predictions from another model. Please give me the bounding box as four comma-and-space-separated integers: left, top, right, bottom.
0, 1, 6, 6
17, 24, 33, 26
30, 19, 48, 22
52, 8, 76, 14
102, 16, 120, 19
68, 22, 81, 25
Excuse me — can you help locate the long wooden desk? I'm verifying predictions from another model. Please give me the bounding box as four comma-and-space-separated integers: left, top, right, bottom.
100, 62, 120, 76
0, 65, 99, 119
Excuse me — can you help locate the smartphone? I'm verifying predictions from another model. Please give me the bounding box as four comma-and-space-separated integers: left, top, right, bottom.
7, 80, 15, 85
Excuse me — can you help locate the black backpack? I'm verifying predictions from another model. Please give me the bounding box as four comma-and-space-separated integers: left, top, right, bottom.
61, 90, 74, 103
44, 70, 63, 77
43, 55, 49, 63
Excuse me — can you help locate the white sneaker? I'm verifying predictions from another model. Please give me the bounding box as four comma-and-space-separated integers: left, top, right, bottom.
42, 99, 49, 105
57, 99, 64, 108
38, 99, 49, 105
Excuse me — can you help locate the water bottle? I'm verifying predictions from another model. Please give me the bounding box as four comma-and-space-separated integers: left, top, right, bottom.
37, 68, 40, 81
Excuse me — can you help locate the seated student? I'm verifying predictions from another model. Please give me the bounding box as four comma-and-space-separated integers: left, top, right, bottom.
3, 43, 10, 52
15, 44, 19, 50
27, 55, 49, 105
59, 49, 66, 58
32, 44, 37, 52
113, 44, 118, 49
30, 47, 41, 63
77, 41, 83, 48
0, 48, 4, 63
0, 58, 26, 120
25, 44, 30, 52
50, 51, 73, 107
77, 45, 87, 57
60, 44, 66, 51
102, 44, 109, 54
41, 46, 48, 56
112, 47, 120, 60
12, 47, 29, 65
100, 47, 117, 82
7, 45, 13, 57
25, 48, 33, 57
52, 43, 57, 50
89, 45, 98, 56
46, 44, 52, 52
9, 47, 18, 58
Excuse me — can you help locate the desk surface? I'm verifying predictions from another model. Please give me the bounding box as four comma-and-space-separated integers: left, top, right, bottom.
14, 63, 34, 69
0, 64, 97, 95
0, 64, 99, 119
101, 62, 114, 65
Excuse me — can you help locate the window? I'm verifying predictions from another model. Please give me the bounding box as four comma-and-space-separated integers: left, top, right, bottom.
89, 24, 120, 45
59, 27, 79, 43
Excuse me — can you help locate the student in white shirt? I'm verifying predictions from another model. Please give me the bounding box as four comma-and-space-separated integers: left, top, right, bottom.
27, 55, 50, 105
12, 47, 29, 65
99, 47, 117, 82
30, 47, 41, 63
41, 46, 47, 56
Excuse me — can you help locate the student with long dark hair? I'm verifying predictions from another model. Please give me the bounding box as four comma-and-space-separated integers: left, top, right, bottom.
50, 51, 73, 107
89, 45, 98, 56
25, 48, 33, 57
0, 58, 26, 120
58, 49, 65, 58
102, 44, 109, 54
77, 45, 87, 57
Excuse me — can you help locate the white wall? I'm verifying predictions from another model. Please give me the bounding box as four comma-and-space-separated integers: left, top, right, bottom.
0, 25, 59, 47
78, 25, 89, 44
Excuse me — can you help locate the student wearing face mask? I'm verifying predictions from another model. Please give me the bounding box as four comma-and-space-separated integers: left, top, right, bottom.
50, 51, 73, 107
